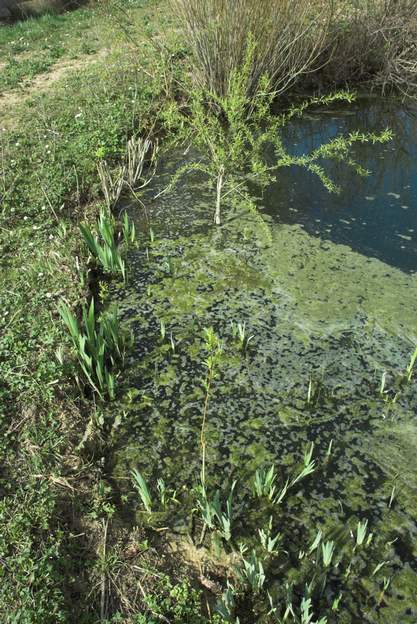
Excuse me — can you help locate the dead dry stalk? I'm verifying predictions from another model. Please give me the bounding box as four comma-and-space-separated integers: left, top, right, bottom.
126, 136, 158, 191
97, 161, 126, 210
98, 136, 158, 210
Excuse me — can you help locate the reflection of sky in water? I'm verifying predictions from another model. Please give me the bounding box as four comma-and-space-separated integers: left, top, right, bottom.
262, 98, 417, 273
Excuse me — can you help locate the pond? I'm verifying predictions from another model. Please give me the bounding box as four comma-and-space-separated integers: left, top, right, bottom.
110, 97, 417, 622
264, 97, 417, 273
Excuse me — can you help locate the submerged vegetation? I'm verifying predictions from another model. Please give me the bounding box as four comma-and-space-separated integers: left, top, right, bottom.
1, 0, 417, 622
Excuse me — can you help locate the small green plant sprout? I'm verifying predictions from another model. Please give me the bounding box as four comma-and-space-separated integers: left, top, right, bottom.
302, 529, 323, 560
332, 593, 343, 613
406, 344, 417, 381
258, 516, 282, 555
321, 541, 335, 568
307, 378, 312, 404
268, 587, 301, 623
80, 208, 126, 280
291, 443, 316, 487
274, 478, 291, 505
379, 371, 387, 397
156, 478, 178, 510
325, 439, 333, 460
149, 227, 155, 244
388, 484, 396, 509
159, 319, 166, 340
231, 320, 254, 352
131, 469, 153, 513
59, 299, 128, 400
131, 470, 177, 514
169, 331, 176, 353
273, 594, 326, 624
300, 598, 328, 624
253, 465, 277, 500
121, 211, 136, 246
372, 561, 389, 577
254, 446, 315, 507
198, 481, 237, 542
267, 591, 288, 622
238, 549, 266, 594
378, 577, 391, 606
216, 582, 237, 622
353, 519, 372, 550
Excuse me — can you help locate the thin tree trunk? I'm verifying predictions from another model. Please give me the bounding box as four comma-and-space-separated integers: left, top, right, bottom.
100, 518, 109, 622
214, 166, 224, 225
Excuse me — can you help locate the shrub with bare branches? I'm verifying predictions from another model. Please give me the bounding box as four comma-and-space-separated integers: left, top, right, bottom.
326, 0, 417, 96
171, 0, 333, 98
171, 0, 417, 99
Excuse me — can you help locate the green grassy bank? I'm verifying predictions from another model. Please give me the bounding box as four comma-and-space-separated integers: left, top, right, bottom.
0, 2, 198, 621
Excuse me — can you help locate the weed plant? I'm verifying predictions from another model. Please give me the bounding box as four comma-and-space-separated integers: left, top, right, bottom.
59, 299, 129, 400
80, 208, 129, 280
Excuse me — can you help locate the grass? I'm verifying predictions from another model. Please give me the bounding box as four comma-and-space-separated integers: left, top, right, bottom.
0, 7, 100, 93
0, 1, 172, 620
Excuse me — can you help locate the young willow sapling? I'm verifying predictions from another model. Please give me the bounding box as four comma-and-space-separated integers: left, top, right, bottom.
161, 39, 392, 225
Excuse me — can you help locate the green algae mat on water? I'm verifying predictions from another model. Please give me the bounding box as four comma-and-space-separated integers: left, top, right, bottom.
108, 141, 417, 620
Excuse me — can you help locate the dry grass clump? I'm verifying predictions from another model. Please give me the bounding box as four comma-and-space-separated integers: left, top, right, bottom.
171, 0, 332, 97
3, 0, 86, 20
328, 0, 417, 96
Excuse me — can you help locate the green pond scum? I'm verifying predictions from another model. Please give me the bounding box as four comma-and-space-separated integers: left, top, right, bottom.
105, 150, 417, 621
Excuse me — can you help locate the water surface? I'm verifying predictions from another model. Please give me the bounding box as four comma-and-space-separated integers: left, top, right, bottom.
263, 97, 417, 272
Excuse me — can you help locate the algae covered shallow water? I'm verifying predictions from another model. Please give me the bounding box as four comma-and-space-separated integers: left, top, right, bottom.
110, 98, 417, 621
265, 97, 417, 273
